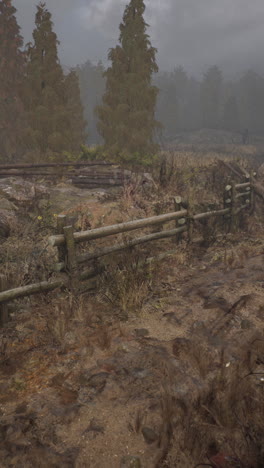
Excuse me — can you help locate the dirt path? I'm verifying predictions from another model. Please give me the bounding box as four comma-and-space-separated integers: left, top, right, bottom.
0, 236, 263, 467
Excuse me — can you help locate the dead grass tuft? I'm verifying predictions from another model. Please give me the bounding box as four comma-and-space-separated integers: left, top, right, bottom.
155, 335, 264, 467
98, 248, 154, 319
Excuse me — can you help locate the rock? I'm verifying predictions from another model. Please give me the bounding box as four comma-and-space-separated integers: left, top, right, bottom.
0, 198, 18, 211
64, 331, 77, 346
134, 328, 149, 338
79, 372, 109, 394
120, 456, 142, 468
163, 312, 180, 324
141, 426, 158, 444
0, 178, 48, 206
130, 172, 156, 192
48, 185, 97, 214
203, 296, 229, 312
131, 368, 150, 379
172, 337, 191, 358
241, 319, 251, 330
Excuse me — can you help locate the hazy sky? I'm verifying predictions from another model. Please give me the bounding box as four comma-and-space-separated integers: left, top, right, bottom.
13, 0, 264, 77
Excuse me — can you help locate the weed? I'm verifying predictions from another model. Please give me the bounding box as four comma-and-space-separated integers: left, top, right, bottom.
98, 247, 154, 319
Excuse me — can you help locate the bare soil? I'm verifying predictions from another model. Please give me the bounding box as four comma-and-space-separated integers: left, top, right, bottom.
0, 229, 263, 467
0, 158, 263, 467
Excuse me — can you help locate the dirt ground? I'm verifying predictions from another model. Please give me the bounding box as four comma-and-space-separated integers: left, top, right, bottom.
0, 157, 263, 468
0, 228, 263, 467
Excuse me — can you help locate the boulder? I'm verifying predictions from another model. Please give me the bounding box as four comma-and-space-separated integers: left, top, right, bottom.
0, 178, 48, 207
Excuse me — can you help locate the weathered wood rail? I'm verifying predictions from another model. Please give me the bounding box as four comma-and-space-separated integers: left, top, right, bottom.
0, 175, 258, 325
0, 161, 132, 189
0, 162, 115, 170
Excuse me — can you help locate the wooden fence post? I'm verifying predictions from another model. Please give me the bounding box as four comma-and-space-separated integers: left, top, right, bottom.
0, 275, 9, 326
249, 170, 255, 214
56, 215, 67, 265
230, 182, 237, 233
63, 225, 79, 291
187, 204, 194, 243
174, 196, 185, 243
223, 184, 232, 233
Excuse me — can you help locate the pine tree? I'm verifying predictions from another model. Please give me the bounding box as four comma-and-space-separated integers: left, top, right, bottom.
154, 72, 177, 140
172, 66, 189, 130
222, 95, 240, 132
64, 69, 87, 153
96, 0, 160, 160
24, 2, 85, 161
0, 0, 26, 161
201, 66, 223, 129
238, 70, 264, 134
76, 60, 105, 144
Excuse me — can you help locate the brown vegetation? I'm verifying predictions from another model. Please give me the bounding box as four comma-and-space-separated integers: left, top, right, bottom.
0, 149, 263, 467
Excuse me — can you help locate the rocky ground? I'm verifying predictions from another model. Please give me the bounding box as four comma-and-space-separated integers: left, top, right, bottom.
0, 158, 263, 468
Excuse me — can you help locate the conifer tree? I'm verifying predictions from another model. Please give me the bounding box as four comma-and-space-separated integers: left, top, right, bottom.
64, 69, 87, 152
24, 2, 85, 161
0, 0, 26, 161
201, 66, 223, 129
96, 0, 160, 160
222, 95, 240, 132
76, 60, 105, 144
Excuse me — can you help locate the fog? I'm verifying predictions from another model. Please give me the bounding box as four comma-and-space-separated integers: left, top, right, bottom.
13, 0, 264, 76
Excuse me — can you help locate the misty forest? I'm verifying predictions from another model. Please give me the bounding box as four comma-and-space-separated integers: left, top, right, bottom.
0, 1, 264, 467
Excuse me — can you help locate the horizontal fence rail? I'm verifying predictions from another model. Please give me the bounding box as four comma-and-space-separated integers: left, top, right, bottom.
0, 175, 259, 325
48, 209, 188, 247
0, 161, 115, 170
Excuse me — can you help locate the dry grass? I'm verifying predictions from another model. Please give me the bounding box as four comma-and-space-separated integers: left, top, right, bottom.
97, 247, 155, 320
154, 335, 264, 467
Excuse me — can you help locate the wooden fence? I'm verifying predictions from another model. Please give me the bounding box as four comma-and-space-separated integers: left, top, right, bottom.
0, 161, 131, 189
0, 175, 256, 326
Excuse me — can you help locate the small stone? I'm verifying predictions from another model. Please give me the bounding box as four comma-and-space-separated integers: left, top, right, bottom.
172, 337, 191, 358
141, 426, 158, 444
163, 312, 179, 324
117, 344, 130, 353
134, 328, 149, 338
79, 372, 109, 394
120, 455, 142, 468
241, 319, 251, 330
131, 368, 150, 379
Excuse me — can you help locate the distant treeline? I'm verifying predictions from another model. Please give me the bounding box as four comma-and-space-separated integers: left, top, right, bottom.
78, 62, 264, 144
2, 0, 264, 165
0, 1, 86, 163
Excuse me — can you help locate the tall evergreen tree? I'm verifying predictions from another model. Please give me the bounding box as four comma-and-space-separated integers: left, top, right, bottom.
154, 71, 177, 141
0, 0, 26, 161
222, 95, 240, 132
76, 60, 106, 144
24, 2, 85, 161
238, 70, 264, 134
172, 66, 189, 130
64, 69, 87, 153
96, 0, 160, 159
201, 66, 223, 129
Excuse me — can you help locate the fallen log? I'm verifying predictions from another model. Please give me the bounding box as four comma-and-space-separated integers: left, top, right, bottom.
72, 183, 123, 189
0, 172, 61, 177
72, 179, 125, 186
219, 160, 249, 178
0, 161, 115, 170
0, 279, 64, 304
